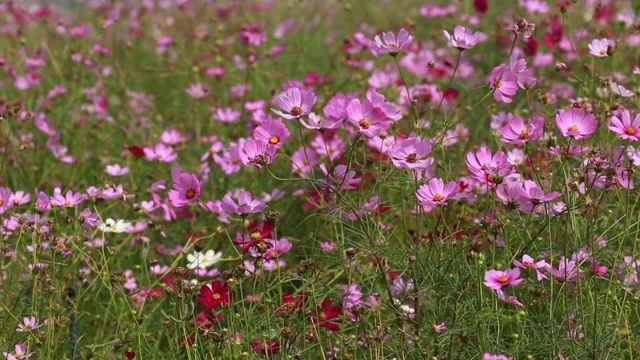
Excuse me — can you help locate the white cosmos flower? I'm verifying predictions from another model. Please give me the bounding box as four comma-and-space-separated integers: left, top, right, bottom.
98, 218, 132, 233
187, 250, 223, 270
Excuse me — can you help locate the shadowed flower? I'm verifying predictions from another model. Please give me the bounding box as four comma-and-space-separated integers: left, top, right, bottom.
197, 280, 232, 311
221, 190, 267, 215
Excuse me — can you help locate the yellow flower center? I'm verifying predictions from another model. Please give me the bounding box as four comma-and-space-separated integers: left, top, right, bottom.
498, 275, 508, 283
406, 153, 417, 163
64, 200, 71, 207
599, 49, 606, 55
625, 127, 636, 135
519, 129, 530, 139
359, 118, 371, 129
319, 311, 327, 319
269, 135, 280, 145
568, 125, 579, 132
433, 194, 444, 202
213, 293, 221, 300
493, 79, 502, 89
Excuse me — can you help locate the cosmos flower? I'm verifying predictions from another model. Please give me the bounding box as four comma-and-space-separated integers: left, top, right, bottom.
371, 28, 413, 56
168, 173, 201, 208
443, 25, 483, 50
555, 108, 597, 140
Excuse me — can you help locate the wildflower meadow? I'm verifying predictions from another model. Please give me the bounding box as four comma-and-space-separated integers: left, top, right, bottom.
3, 0, 640, 359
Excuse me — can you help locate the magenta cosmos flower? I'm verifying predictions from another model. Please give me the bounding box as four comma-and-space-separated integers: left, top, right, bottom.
253, 119, 290, 148
609, 109, 640, 141
272, 87, 316, 120
168, 173, 201, 208
389, 137, 433, 170
489, 64, 518, 103
588, 38, 615, 57
371, 28, 413, 57
220, 190, 267, 215
483, 268, 524, 291
443, 25, 483, 50
346, 98, 392, 138
238, 139, 277, 168
499, 115, 544, 145
416, 178, 458, 206
555, 108, 597, 140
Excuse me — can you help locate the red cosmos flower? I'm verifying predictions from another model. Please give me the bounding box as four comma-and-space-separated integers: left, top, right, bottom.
128, 145, 145, 157
311, 298, 342, 331
274, 293, 307, 315
197, 280, 232, 311
250, 339, 281, 355
124, 351, 136, 359
233, 222, 274, 254
473, 0, 488, 14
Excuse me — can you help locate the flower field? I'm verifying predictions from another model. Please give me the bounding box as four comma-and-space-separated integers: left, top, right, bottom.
2, 0, 640, 359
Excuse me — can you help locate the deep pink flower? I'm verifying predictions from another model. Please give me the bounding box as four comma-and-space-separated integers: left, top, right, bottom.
483, 268, 524, 290
168, 173, 201, 208
556, 108, 597, 140
609, 109, 640, 141
443, 25, 483, 50
240, 23, 267, 46
416, 178, 458, 206
272, 87, 316, 120
371, 28, 413, 57
466, 147, 516, 185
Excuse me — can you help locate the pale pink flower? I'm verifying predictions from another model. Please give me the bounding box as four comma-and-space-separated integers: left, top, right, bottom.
371, 28, 413, 56
443, 25, 483, 50
588, 38, 615, 57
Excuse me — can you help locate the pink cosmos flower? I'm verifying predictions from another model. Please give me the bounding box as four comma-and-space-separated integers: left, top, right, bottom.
466, 147, 516, 185
185, 83, 209, 99
105, 164, 130, 176
483, 268, 524, 290
555, 108, 597, 140
609, 109, 640, 141
514, 180, 562, 213
240, 23, 267, 46
366, 88, 403, 121
144, 143, 178, 163
9, 191, 30, 206
16, 316, 46, 332
499, 115, 544, 145
489, 64, 518, 103
416, 178, 458, 206
588, 38, 615, 57
610, 82, 634, 97
220, 190, 267, 215
551, 256, 583, 282
212, 107, 241, 123
371, 28, 413, 56
390, 138, 433, 170
50, 188, 84, 208
160, 129, 184, 145
443, 25, 483, 50
513, 254, 550, 280
483, 353, 513, 360
272, 87, 316, 120
346, 98, 391, 138
319, 164, 362, 191
168, 173, 201, 208
238, 139, 277, 168
3, 344, 35, 360
508, 54, 537, 89
253, 119, 290, 148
